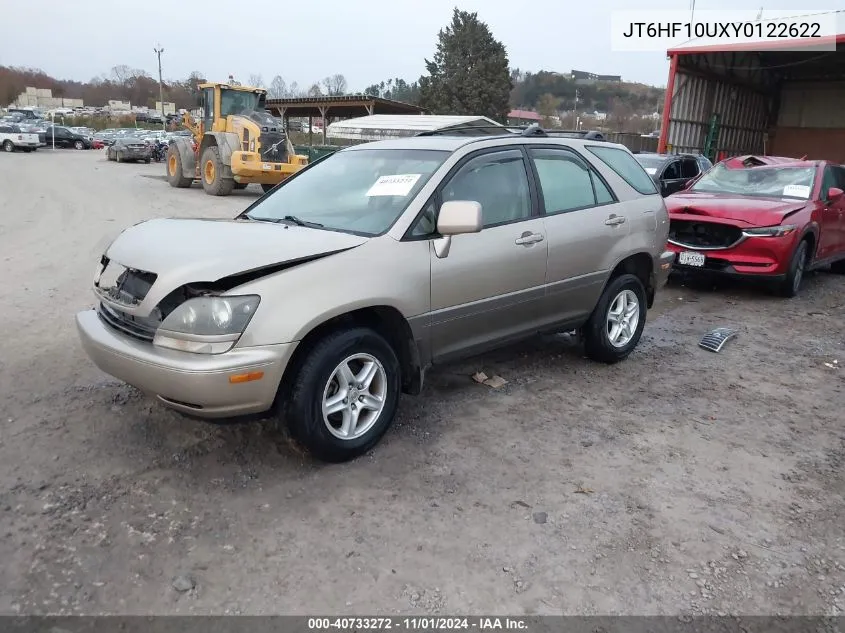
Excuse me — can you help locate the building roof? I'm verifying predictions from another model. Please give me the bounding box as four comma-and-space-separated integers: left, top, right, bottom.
265, 94, 425, 119
508, 109, 543, 121
668, 32, 844, 55
326, 114, 504, 141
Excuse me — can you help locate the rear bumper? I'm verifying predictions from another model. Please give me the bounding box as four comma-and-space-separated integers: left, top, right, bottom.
76, 309, 296, 418
230, 151, 308, 184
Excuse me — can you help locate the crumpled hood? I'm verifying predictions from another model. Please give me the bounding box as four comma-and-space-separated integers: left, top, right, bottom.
100, 217, 367, 316
666, 193, 808, 227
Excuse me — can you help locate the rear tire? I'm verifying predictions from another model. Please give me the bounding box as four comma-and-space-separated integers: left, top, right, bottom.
279, 327, 402, 463
2, 140, 13, 153
144, 158, 151, 164
166, 145, 192, 188
200, 145, 234, 196
776, 239, 809, 298
583, 273, 648, 364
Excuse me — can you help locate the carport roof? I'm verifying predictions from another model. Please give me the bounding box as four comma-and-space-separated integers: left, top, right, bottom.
265, 94, 425, 119
667, 32, 845, 55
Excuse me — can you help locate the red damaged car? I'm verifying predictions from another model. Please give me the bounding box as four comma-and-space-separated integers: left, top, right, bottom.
665, 155, 845, 297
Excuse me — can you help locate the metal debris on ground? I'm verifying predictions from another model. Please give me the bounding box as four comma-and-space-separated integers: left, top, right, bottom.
472, 372, 489, 384
699, 327, 738, 353
823, 360, 839, 369
574, 484, 595, 495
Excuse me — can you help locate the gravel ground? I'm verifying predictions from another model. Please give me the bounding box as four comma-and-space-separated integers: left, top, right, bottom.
1, 149, 844, 616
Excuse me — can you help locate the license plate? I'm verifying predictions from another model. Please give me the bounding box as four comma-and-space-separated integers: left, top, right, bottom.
678, 251, 705, 267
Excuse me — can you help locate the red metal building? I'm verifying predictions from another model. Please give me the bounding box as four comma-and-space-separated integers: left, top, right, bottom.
658, 34, 845, 163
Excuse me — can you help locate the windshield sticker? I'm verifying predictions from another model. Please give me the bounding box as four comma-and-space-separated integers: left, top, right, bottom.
644, 167, 657, 175
782, 184, 810, 198
366, 174, 422, 197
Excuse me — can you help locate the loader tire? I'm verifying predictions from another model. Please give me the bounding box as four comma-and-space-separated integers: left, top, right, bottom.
166, 145, 192, 188
200, 146, 234, 196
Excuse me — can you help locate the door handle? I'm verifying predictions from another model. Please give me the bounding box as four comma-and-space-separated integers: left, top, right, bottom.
515, 232, 544, 245
605, 215, 626, 226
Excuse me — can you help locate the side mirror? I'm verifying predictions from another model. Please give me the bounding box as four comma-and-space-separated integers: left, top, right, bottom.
828, 187, 844, 203
433, 200, 482, 259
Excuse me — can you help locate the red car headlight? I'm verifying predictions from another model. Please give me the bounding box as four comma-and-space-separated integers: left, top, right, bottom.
742, 225, 797, 238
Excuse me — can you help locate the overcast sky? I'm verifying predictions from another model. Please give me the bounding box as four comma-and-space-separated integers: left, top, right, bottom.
0, 0, 842, 89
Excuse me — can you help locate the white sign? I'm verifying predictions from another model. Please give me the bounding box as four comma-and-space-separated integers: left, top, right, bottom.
366, 174, 422, 197
610, 10, 838, 52
782, 184, 810, 198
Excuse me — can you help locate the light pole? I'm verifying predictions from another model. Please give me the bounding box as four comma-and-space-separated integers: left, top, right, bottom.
154, 45, 165, 131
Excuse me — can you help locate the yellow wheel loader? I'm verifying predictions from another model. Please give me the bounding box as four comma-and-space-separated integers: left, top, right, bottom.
166, 81, 308, 196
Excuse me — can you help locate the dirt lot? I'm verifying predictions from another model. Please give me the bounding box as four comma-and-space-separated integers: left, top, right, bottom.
0, 149, 844, 616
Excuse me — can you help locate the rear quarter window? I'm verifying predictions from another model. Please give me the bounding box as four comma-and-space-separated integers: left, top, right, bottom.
586, 145, 659, 195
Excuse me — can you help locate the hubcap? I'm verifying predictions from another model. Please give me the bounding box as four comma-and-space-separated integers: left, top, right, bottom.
606, 289, 640, 348
204, 159, 215, 183
168, 155, 177, 176
321, 353, 387, 441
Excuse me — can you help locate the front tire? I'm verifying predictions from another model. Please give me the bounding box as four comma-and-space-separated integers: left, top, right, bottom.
776, 239, 809, 298
166, 145, 193, 187
200, 145, 234, 196
74, 140, 84, 150
280, 328, 402, 463
583, 273, 648, 364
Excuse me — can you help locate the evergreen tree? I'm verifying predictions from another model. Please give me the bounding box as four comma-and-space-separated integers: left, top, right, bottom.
418, 8, 512, 122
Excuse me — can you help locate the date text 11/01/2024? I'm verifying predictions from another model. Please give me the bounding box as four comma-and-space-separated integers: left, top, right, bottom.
307, 617, 528, 630
621, 21, 822, 39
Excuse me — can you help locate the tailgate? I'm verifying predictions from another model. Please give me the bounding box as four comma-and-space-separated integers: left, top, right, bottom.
21, 133, 39, 145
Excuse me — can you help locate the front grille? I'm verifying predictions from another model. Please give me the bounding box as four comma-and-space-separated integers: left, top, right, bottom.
669, 220, 743, 250
98, 302, 161, 342
259, 131, 287, 163
95, 260, 157, 306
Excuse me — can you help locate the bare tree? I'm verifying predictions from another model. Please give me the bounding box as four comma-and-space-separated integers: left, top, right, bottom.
268, 75, 287, 98
287, 81, 301, 97
321, 74, 347, 96
110, 65, 134, 85
307, 83, 323, 97
247, 74, 265, 88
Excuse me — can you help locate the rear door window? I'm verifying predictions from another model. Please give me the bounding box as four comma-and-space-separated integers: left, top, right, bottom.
586, 145, 658, 195
663, 161, 681, 180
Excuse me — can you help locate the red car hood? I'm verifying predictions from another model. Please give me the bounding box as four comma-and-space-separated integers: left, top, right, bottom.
666, 193, 808, 227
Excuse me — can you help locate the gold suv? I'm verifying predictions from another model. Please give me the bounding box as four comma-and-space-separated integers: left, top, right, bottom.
77, 129, 674, 462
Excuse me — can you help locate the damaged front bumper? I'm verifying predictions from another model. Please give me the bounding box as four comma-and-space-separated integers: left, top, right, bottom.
76, 309, 296, 418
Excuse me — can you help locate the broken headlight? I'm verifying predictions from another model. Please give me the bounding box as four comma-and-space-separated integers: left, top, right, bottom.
153, 295, 260, 354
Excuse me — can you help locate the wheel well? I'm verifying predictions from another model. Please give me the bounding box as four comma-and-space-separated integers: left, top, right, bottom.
198, 134, 217, 158
610, 252, 654, 306
801, 231, 816, 260
278, 307, 423, 401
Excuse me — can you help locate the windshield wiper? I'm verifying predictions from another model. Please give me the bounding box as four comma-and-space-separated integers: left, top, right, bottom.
242, 214, 324, 228
281, 215, 324, 228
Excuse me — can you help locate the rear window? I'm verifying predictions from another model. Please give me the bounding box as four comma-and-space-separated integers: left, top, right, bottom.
587, 145, 658, 195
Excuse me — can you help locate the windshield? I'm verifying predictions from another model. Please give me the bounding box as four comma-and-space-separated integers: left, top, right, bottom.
690, 163, 816, 199
220, 90, 261, 117
245, 148, 449, 235
634, 155, 666, 174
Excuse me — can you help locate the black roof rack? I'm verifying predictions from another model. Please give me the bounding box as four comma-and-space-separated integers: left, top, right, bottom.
415, 125, 523, 137
415, 124, 609, 141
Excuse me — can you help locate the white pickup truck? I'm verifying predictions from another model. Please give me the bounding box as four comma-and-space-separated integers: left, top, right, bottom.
0, 124, 40, 152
